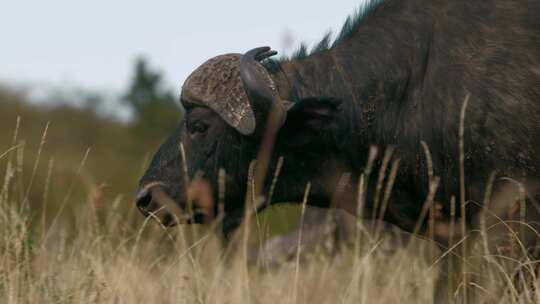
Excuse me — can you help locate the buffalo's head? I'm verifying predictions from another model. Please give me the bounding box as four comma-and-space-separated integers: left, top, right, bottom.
136, 47, 350, 234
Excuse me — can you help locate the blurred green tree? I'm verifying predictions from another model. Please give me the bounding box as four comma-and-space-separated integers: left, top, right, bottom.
123, 57, 181, 141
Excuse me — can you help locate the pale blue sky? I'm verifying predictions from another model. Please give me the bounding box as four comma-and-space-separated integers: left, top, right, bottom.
1, 0, 364, 94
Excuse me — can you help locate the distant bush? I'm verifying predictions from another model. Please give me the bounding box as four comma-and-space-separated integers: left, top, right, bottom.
123, 57, 182, 140
0, 86, 160, 229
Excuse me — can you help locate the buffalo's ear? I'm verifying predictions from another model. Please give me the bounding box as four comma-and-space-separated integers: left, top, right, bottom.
285, 97, 342, 129
279, 97, 342, 146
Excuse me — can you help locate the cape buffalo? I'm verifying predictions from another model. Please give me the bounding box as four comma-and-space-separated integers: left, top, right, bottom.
135, 0, 540, 243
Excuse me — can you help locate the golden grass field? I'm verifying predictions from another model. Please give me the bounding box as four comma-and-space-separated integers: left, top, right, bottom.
1, 88, 539, 303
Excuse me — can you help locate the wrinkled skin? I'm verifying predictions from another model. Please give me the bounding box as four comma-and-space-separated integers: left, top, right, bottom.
137, 106, 252, 228
137, 99, 349, 233
137, 0, 540, 243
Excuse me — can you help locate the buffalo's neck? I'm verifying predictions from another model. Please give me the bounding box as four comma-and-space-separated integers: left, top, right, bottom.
276, 2, 433, 168
277, 52, 409, 171
278, 52, 359, 103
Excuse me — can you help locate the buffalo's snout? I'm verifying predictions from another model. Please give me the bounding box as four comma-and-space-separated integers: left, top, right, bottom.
135, 179, 216, 226
135, 187, 153, 216
135, 183, 188, 227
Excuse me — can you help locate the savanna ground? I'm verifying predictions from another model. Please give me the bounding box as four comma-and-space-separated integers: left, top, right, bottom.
1, 87, 539, 303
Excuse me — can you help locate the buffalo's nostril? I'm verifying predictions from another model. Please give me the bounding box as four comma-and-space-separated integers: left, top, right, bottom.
135, 184, 187, 226
136, 188, 152, 215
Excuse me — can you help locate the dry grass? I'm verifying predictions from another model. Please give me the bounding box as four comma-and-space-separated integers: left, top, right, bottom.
1, 147, 539, 304
2, 173, 539, 304
1, 97, 539, 303
0, 179, 440, 303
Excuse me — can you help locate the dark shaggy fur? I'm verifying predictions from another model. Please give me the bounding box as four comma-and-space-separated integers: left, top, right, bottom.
284, 0, 387, 60
138, 0, 540, 240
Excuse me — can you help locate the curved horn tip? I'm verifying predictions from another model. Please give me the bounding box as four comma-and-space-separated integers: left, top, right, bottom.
245, 47, 278, 62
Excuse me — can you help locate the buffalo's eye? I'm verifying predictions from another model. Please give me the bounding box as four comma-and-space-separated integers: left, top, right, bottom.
188, 120, 209, 136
